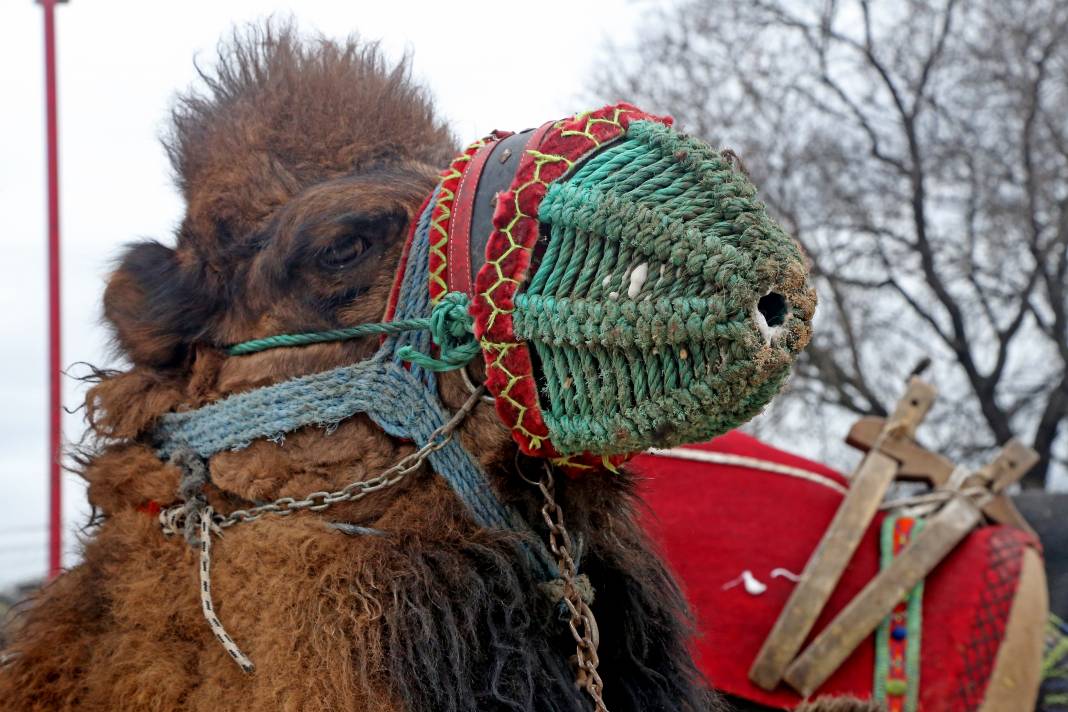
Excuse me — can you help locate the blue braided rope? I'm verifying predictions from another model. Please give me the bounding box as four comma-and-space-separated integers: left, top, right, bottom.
154, 355, 391, 460
386, 195, 438, 388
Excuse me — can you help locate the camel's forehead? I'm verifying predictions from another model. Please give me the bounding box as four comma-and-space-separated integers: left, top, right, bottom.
165, 30, 455, 258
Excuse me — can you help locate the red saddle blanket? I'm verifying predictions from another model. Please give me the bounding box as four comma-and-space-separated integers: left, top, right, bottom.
633, 431, 1039, 709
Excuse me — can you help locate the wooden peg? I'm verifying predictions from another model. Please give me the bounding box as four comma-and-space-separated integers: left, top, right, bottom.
782, 441, 1039, 697
978, 440, 1037, 534
972, 439, 1039, 491
982, 441, 1033, 486
748, 379, 936, 690
883, 377, 938, 440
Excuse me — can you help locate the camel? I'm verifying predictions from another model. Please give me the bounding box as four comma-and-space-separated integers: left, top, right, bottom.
0, 26, 873, 712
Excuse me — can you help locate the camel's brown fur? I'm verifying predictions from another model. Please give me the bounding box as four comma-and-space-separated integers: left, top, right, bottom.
0, 24, 870, 712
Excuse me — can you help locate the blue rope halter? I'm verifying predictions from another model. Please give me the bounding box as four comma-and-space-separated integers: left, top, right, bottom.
154, 187, 558, 580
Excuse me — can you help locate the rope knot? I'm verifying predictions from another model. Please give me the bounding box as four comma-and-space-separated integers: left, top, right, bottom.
539, 573, 596, 607
433, 291, 475, 339
397, 292, 481, 372
167, 446, 211, 546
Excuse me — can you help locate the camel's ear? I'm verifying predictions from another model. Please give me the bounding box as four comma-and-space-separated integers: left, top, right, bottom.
103, 241, 215, 368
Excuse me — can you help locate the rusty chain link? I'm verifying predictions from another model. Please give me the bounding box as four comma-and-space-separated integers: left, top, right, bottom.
533, 462, 609, 712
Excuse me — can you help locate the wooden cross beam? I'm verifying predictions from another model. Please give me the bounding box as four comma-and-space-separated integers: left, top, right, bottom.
846, 416, 1036, 537
782, 440, 1039, 697
748, 378, 938, 691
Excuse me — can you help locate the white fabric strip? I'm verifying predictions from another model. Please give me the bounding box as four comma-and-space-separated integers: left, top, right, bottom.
644, 447, 849, 496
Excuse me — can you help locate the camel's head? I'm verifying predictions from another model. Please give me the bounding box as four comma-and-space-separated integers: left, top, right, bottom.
92, 26, 814, 512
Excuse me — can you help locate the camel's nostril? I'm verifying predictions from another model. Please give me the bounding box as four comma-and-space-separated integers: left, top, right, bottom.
757, 292, 788, 328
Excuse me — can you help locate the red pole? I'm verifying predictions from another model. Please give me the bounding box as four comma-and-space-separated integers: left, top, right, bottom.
41, 0, 63, 579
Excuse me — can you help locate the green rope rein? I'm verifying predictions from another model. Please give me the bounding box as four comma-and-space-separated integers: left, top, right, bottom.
225, 291, 481, 373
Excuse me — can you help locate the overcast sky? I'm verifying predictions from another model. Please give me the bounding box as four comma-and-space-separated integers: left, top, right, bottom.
0, 0, 657, 588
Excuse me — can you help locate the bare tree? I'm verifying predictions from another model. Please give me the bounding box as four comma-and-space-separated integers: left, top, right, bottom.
592, 0, 1068, 487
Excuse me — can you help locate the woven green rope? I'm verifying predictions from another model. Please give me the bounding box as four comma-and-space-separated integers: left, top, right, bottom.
227, 319, 430, 355
226, 292, 479, 373
516, 119, 809, 455
396, 292, 481, 372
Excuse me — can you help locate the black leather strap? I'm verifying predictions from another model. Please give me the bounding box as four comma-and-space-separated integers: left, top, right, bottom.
467, 123, 553, 288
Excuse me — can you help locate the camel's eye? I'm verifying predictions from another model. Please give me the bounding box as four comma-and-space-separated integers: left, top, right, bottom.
316, 211, 404, 271
319, 232, 369, 270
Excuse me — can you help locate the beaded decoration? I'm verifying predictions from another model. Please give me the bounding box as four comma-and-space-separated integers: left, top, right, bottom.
874, 514, 925, 712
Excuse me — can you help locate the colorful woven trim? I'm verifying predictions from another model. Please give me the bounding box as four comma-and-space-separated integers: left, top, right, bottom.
955, 527, 1027, 707
470, 103, 670, 468
428, 132, 510, 305
874, 513, 924, 712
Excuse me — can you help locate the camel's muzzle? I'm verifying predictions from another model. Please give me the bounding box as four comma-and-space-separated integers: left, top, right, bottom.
390, 103, 816, 472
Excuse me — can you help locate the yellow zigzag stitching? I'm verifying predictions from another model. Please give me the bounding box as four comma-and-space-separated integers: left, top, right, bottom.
480, 110, 627, 446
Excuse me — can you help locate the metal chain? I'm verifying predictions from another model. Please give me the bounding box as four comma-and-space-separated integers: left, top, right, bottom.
161, 386, 484, 537
157, 387, 484, 674
533, 462, 609, 712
